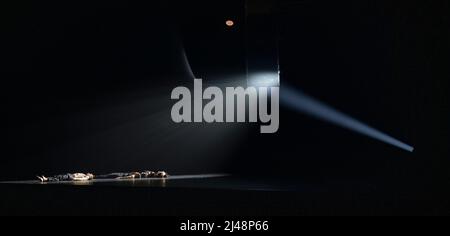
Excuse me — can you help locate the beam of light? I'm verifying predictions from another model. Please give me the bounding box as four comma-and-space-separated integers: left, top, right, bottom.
248, 72, 280, 87
181, 47, 196, 79
280, 85, 414, 152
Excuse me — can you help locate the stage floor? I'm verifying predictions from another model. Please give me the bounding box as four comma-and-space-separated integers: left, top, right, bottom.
1, 174, 228, 186
0, 175, 444, 215
0, 174, 318, 192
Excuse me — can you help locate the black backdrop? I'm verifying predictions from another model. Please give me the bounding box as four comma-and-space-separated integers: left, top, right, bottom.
1, 0, 449, 205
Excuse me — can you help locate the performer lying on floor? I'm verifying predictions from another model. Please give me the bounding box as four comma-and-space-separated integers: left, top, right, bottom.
37, 171, 169, 182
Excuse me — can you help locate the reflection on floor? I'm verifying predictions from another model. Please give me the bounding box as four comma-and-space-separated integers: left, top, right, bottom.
0, 174, 439, 215
0, 174, 309, 192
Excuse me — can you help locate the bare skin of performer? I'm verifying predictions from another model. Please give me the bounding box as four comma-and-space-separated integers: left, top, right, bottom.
37, 171, 169, 182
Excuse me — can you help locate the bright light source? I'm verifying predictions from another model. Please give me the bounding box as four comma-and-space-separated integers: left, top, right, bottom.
248, 72, 280, 87
280, 86, 414, 152
226, 20, 235, 27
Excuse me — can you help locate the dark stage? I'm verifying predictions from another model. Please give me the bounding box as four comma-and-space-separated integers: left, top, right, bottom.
1, 0, 449, 216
